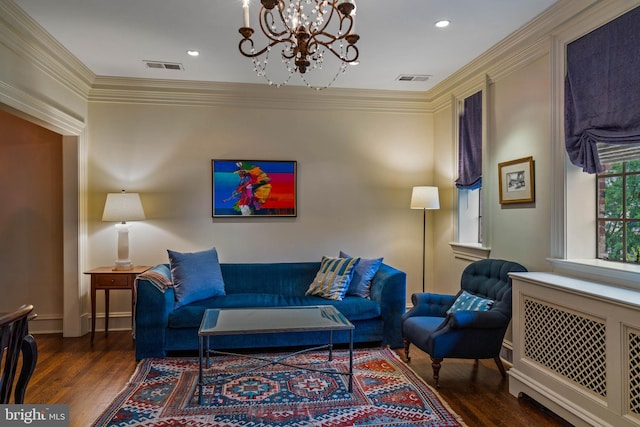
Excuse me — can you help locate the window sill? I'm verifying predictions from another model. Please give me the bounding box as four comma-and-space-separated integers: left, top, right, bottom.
547, 258, 640, 291
449, 242, 491, 261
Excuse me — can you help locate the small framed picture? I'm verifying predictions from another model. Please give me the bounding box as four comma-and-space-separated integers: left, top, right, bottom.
498, 156, 535, 204
212, 160, 297, 217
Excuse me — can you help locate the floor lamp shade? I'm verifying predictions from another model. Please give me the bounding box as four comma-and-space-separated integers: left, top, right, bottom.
410, 186, 440, 210
410, 186, 439, 293
102, 191, 146, 270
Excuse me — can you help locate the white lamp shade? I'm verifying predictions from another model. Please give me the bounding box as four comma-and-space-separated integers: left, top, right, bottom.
102, 192, 146, 222
410, 186, 440, 210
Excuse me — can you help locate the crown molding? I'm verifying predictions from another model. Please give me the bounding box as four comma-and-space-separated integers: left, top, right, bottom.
88, 76, 433, 114
0, 80, 85, 135
0, 0, 95, 99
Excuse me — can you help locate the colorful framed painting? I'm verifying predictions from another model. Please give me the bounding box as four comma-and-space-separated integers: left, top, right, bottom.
212, 160, 297, 217
498, 156, 535, 204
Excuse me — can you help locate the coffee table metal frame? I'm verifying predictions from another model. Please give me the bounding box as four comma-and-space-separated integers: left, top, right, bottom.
197, 305, 354, 404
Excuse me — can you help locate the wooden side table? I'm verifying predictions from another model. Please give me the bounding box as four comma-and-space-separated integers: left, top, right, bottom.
84, 266, 151, 343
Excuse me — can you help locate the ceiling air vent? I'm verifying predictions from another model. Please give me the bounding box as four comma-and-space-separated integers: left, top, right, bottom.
396, 74, 430, 82
144, 60, 184, 71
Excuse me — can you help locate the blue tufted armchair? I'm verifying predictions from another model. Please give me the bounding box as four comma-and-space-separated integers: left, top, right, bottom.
401, 259, 527, 387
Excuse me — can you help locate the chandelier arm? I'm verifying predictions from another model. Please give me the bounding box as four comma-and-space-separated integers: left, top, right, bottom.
312, 30, 351, 46
239, 37, 288, 58
312, 1, 338, 35
238, 5, 296, 59
340, 14, 355, 37
281, 47, 296, 60
321, 43, 359, 63
260, 6, 291, 40
311, 4, 354, 41
312, 15, 355, 46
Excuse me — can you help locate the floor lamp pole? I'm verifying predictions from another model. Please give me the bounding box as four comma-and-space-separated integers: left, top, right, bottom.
411, 185, 439, 294
421, 208, 426, 293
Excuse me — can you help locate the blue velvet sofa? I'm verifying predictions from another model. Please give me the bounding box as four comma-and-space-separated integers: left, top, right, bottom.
135, 261, 406, 360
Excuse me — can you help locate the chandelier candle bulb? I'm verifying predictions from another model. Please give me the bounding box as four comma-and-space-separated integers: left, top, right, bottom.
242, 0, 250, 28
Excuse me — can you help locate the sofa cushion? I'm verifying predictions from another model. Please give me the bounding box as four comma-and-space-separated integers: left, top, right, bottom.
168, 247, 226, 309
305, 256, 360, 301
168, 294, 381, 329
446, 290, 494, 314
340, 250, 383, 299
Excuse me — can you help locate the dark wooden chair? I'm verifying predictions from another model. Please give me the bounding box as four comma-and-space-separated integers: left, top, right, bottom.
0, 304, 38, 403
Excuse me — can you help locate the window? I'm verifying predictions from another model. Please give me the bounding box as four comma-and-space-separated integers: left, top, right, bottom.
455, 90, 483, 247
458, 188, 482, 244
596, 160, 640, 263
549, 3, 640, 288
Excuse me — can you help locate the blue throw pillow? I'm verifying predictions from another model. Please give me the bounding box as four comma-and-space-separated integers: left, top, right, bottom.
446, 290, 494, 314
306, 256, 360, 301
339, 250, 383, 299
168, 247, 225, 309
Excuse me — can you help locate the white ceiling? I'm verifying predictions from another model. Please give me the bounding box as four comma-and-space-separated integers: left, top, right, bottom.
13, 0, 559, 92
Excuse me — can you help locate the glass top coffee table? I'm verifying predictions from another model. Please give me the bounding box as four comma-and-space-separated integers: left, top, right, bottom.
197, 305, 354, 404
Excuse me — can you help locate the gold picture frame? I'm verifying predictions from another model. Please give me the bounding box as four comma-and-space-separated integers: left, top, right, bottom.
498, 156, 535, 204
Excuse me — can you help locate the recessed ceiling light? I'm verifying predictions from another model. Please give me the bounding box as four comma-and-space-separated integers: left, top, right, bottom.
187, 50, 200, 57
435, 20, 450, 28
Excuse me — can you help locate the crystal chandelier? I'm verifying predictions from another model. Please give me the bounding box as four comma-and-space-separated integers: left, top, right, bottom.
238, 0, 360, 89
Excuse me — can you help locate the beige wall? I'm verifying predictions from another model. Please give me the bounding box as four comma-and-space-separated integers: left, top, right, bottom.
85, 98, 436, 318
488, 54, 552, 271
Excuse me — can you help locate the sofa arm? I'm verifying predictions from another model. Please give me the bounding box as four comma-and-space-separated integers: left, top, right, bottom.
370, 263, 406, 348
402, 293, 457, 320
134, 264, 175, 360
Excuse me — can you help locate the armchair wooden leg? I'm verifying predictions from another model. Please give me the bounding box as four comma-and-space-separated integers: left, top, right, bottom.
430, 357, 443, 388
494, 356, 507, 378
402, 339, 411, 362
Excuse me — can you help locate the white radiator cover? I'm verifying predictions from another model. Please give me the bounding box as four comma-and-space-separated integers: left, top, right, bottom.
509, 272, 640, 427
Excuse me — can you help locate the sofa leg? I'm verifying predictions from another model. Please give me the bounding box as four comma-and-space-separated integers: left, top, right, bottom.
494, 356, 507, 378
431, 357, 443, 387
403, 339, 411, 362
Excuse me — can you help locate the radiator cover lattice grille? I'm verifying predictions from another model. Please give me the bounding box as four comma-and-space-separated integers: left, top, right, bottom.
628, 328, 640, 416
523, 297, 607, 397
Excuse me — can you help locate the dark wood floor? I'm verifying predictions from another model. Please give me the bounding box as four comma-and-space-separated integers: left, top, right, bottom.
25, 331, 572, 427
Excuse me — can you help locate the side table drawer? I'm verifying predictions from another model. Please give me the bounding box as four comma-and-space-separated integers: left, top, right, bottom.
93, 274, 131, 288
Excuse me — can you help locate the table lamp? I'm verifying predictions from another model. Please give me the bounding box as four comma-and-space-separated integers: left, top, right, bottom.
102, 190, 146, 271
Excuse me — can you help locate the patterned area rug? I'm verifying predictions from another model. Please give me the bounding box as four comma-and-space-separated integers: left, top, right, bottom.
91, 348, 466, 426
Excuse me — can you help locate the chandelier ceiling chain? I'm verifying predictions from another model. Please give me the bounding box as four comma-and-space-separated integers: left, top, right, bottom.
238, 0, 360, 89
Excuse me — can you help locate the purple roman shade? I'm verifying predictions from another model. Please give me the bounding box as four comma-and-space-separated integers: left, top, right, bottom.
456, 91, 482, 189
564, 6, 640, 173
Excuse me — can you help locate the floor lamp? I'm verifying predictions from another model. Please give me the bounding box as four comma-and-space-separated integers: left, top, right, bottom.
410, 186, 440, 292
102, 190, 146, 271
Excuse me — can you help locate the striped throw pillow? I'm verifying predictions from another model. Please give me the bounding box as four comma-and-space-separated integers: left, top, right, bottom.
306, 256, 360, 301
446, 290, 494, 314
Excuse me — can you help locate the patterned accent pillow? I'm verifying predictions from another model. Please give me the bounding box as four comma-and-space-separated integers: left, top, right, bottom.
306, 256, 360, 301
446, 290, 494, 314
